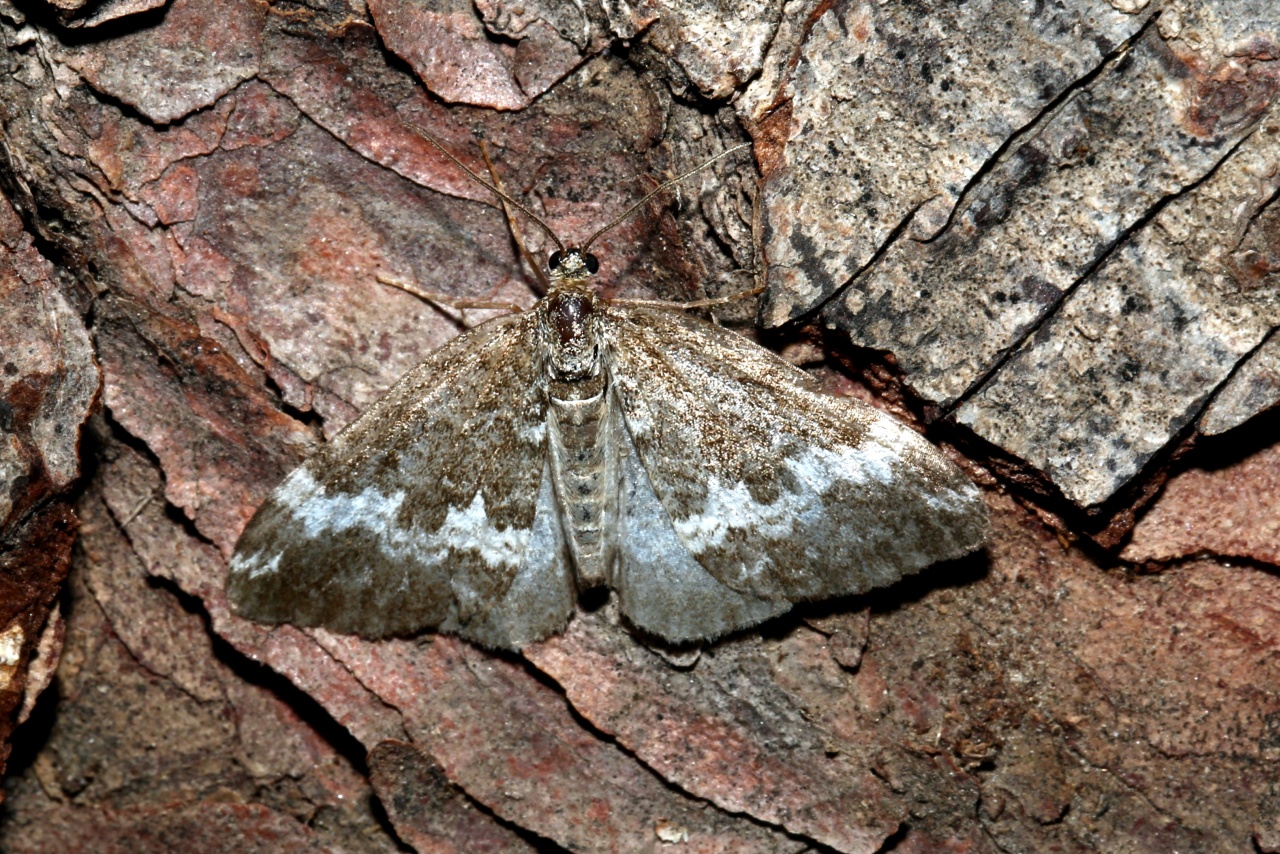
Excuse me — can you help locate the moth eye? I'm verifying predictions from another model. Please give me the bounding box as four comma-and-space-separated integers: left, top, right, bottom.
549, 250, 563, 270
583, 253, 599, 274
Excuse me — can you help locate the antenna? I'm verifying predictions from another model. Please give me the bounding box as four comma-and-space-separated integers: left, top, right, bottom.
580, 142, 752, 252
408, 124, 753, 256
408, 123, 566, 253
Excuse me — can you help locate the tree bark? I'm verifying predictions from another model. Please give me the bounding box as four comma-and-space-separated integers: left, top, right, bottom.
1, 0, 1277, 850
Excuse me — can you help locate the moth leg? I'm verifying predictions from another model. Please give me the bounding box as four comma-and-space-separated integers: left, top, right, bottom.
611, 286, 767, 331
375, 274, 525, 330
375, 136, 550, 328
611, 284, 765, 311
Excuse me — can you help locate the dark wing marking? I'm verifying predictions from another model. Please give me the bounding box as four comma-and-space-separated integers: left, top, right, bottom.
448, 456, 575, 648
227, 312, 573, 646
605, 305, 988, 616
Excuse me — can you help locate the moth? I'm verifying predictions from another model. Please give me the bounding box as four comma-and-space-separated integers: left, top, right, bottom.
227, 139, 989, 650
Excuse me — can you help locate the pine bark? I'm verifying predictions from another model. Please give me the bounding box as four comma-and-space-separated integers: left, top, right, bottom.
1, 0, 1277, 850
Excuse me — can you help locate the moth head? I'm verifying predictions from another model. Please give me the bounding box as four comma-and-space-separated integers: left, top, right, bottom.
547, 248, 599, 284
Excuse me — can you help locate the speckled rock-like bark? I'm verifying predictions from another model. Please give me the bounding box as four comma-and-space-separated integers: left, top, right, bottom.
752, 0, 1141, 326
956, 93, 1280, 506
1199, 312, 1280, 436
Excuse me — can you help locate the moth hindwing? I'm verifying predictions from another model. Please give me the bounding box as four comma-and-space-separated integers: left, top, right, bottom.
228, 158, 989, 650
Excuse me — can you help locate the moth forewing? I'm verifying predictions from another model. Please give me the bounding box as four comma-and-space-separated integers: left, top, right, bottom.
604, 305, 988, 621
226, 312, 571, 644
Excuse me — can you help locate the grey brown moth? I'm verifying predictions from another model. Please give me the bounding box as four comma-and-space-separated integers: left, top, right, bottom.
226, 140, 989, 650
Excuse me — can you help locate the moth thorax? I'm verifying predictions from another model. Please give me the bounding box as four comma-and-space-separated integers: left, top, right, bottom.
543, 290, 600, 381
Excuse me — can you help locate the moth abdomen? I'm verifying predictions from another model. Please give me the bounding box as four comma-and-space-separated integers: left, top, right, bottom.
548, 380, 621, 591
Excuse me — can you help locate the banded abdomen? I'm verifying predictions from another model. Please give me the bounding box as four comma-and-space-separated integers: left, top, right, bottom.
547, 373, 620, 590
